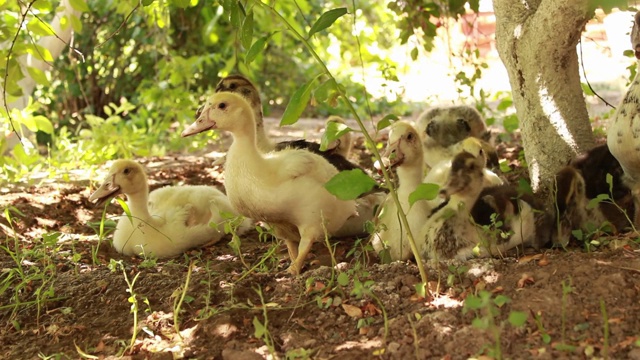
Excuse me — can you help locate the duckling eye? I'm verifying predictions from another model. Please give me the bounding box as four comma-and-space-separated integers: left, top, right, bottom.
406, 132, 414, 141
229, 83, 237, 90
218, 102, 227, 110
123, 167, 131, 175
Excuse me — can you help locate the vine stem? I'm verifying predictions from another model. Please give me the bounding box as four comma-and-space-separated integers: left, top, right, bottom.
253, 1, 429, 288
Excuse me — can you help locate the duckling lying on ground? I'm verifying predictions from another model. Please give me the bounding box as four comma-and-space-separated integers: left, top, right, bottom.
182, 92, 357, 275
607, 10, 640, 227
415, 105, 498, 170
419, 149, 550, 260
89, 160, 252, 258
371, 121, 435, 261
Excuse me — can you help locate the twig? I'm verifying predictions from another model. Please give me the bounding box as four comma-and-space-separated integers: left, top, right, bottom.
579, 37, 616, 109
95, 2, 141, 48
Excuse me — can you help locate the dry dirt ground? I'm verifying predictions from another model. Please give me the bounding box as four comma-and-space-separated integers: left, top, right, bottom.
1, 125, 640, 360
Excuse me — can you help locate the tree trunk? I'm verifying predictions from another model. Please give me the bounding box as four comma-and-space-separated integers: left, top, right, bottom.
493, 0, 595, 193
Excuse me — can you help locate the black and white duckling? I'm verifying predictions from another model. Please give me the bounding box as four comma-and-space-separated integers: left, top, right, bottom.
415, 105, 498, 170
607, 10, 640, 227
89, 160, 252, 258
371, 121, 435, 261
215, 75, 360, 172
182, 92, 357, 275
419, 150, 548, 260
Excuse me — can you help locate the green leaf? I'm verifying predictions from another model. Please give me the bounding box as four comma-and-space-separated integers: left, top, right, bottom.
142, 0, 155, 6
27, 19, 55, 36
174, 0, 190, 8
252, 316, 265, 338
508, 311, 528, 327
503, 114, 519, 133
494, 294, 510, 307
69, 0, 90, 12
337, 272, 349, 287
116, 198, 133, 225
463, 294, 483, 311
410, 47, 418, 61
581, 82, 595, 96
246, 34, 271, 65
314, 78, 338, 104
308, 8, 348, 38
241, 10, 254, 50
408, 183, 439, 206
33, 116, 54, 134
496, 98, 512, 111
320, 119, 351, 151
471, 317, 489, 330
69, 14, 83, 33
587, 194, 609, 209
376, 114, 398, 131
606, 173, 613, 194
26, 44, 53, 62
280, 75, 320, 126
324, 169, 377, 200
26, 67, 50, 86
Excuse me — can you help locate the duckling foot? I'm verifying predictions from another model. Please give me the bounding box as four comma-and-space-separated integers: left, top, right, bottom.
286, 235, 314, 276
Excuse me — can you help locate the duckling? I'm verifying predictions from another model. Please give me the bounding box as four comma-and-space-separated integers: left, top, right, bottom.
415, 105, 498, 170
419, 150, 547, 260
371, 121, 435, 261
552, 166, 611, 247
215, 75, 361, 172
570, 144, 634, 232
423, 137, 504, 188
89, 160, 252, 258
607, 10, 640, 227
182, 92, 357, 275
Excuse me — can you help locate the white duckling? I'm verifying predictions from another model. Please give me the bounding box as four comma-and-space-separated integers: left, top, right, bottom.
89, 160, 252, 258
415, 105, 498, 170
419, 150, 548, 260
371, 121, 435, 261
182, 92, 357, 275
607, 10, 640, 227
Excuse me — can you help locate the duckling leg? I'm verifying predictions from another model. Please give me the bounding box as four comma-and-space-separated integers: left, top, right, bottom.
286, 227, 320, 276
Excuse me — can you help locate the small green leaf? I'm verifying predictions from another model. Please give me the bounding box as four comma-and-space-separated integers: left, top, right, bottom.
252, 316, 265, 338
508, 311, 528, 327
116, 198, 133, 225
499, 159, 512, 173
174, 0, 190, 8
503, 114, 519, 133
587, 193, 609, 209
542, 333, 552, 344
496, 98, 513, 111
606, 173, 613, 194
69, 0, 90, 12
517, 178, 533, 196
33, 116, 54, 134
409, 183, 439, 206
410, 47, 418, 60
142, 0, 155, 6
463, 294, 483, 311
308, 8, 348, 38
26, 67, 50, 86
27, 19, 55, 36
337, 272, 349, 287
246, 33, 272, 65
324, 169, 377, 200
320, 119, 351, 151
581, 82, 595, 96
313, 78, 338, 104
376, 114, 398, 131
69, 14, 83, 32
241, 10, 254, 50
414, 282, 426, 298
280, 75, 321, 126
494, 294, 510, 307
571, 228, 583, 240
471, 317, 489, 330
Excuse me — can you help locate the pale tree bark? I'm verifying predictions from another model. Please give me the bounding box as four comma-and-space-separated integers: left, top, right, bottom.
1, 0, 81, 151
493, 0, 595, 193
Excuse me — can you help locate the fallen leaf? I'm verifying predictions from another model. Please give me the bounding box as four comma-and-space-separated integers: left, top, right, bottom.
363, 302, 381, 315
491, 286, 504, 294
342, 303, 363, 318
537, 253, 549, 266
518, 253, 543, 265
517, 273, 535, 288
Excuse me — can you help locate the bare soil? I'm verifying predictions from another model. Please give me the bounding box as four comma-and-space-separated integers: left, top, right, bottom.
1, 127, 639, 360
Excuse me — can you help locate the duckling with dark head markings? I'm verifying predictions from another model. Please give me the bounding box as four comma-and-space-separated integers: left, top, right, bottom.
415, 105, 498, 170
419, 150, 548, 260
182, 92, 357, 275
607, 10, 640, 227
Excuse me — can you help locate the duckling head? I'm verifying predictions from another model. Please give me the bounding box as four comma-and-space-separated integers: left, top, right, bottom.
89, 160, 147, 207
215, 74, 263, 124
439, 150, 486, 199
182, 92, 254, 137
324, 116, 352, 157
416, 105, 486, 147
383, 121, 423, 169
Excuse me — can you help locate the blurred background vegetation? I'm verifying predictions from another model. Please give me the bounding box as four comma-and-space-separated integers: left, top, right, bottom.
0, 0, 629, 183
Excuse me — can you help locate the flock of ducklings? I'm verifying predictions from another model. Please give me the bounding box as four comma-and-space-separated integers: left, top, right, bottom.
90, 21, 640, 274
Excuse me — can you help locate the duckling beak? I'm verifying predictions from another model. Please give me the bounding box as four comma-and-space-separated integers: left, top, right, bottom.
89, 175, 121, 208
182, 111, 217, 137
382, 141, 404, 169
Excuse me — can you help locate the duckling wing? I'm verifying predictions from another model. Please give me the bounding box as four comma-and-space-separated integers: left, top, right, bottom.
275, 149, 338, 184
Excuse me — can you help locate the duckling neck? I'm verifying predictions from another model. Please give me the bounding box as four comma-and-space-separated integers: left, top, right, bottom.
254, 113, 274, 152
227, 128, 264, 164
397, 163, 424, 198
125, 190, 153, 221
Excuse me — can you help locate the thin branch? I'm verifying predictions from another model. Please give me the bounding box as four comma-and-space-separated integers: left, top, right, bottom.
2, 0, 36, 146
95, 2, 141, 49
579, 37, 615, 109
